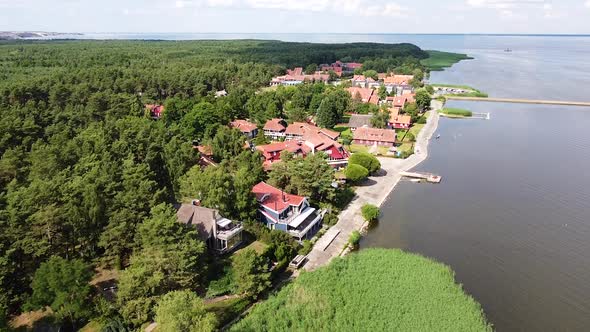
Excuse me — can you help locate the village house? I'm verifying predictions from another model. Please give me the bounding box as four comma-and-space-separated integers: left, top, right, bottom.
351, 75, 380, 89
263, 118, 287, 140
383, 74, 415, 95
258, 126, 349, 169
270, 67, 330, 86
195, 145, 218, 168
347, 87, 380, 105
230, 119, 258, 138
284, 122, 340, 141
352, 127, 396, 147
176, 202, 243, 253
388, 93, 415, 109
252, 182, 323, 243
319, 61, 362, 76
145, 104, 164, 119
347, 114, 374, 131
388, 108, 412, 129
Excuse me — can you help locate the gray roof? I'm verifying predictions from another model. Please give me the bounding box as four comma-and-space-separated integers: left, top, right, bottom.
176, 204, 219, 241
348, 114, 373, 129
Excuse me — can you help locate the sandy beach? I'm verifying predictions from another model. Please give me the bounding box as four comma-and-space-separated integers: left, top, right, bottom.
304, 100, 442, 271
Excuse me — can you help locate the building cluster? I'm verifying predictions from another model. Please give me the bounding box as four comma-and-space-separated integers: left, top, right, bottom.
270, 67, 330, 86
319, 61, 362, 77
258, 119, 348, 169
351, 73, 415, 96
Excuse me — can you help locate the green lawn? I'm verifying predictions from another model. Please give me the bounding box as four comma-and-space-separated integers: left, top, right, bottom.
235, 240, 268, 255
232, 249, 491, 331
206, 296, 251, 329
348, 144, 390, 156
421, 50, 473, 71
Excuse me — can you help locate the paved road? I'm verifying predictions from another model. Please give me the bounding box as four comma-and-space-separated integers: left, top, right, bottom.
304, 101, 442, 271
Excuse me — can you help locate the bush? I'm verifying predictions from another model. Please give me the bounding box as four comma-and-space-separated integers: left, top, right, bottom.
349, 231, 361, 246
416, 115, 427, 124
361, 204, 380, 222
299, 240, 313, 255
349, 152, 381, 174
344, 164, 369, 183
323, 212, 339, 227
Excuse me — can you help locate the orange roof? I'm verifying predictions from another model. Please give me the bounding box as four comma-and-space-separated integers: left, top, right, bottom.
383, 74, 414, 85
347, 87, 377, 104
264, 118, 286, 132
284, 122, 340, 140
196, 145, 213, 156
252, 182, 306, 213
256, 141, 309, 155
230, 119, 257, 133
353, 127, 396, 143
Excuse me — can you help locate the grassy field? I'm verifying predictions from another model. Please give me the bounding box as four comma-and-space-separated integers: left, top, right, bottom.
421, 50, 473, 71
439, 108, 473, 118
348, 144, 391, 156
231, 249, 491, 331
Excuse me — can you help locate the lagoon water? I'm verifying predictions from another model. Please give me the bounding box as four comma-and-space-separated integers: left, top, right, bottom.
62, 33, 590, 330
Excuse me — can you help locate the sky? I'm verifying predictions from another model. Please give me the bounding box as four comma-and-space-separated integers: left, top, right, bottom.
1, 0, 590, 34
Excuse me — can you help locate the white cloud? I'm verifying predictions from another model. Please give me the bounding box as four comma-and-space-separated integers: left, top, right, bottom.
178, 0, 407, 17
585, 0, 590, 8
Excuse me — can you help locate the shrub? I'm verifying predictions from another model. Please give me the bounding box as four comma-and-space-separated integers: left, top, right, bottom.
361, 204, 380, 222
416, 115, 427, 124
344, 164, 369, 183
323, 212, 339, 227
349, 231, 361, 246
349, 152, 381, 174
299, 240, 313, 255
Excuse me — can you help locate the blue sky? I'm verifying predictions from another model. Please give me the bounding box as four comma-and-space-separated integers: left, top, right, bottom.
1, 0, 590, 34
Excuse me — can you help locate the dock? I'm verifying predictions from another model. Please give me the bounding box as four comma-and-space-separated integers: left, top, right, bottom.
400, 171, 442, 183
446, 96, 590, 107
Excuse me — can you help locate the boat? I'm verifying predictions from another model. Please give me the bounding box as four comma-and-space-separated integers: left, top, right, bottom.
504, 48, 512, 52
436, 134, 440, 139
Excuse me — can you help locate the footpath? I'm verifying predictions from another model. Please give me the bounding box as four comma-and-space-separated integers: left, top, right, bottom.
304, 100, 442, 271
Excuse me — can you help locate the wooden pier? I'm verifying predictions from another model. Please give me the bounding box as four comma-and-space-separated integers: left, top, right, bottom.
400, 171, 442, 183
446, 96, 590, 107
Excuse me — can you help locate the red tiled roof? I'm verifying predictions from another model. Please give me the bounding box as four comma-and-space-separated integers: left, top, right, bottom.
347, 87, 376, 104
252, 182, 305, 213
353, 127, 396, 143
196, 145, 213, 156
285, 122, 341, 140
383, 74, 414, 85
264, 118, 286, 132
230, 119, 257, 133
389, 108, 411, 126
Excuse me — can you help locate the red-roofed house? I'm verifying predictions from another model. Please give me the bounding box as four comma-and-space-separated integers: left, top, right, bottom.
146, 104, 164, 119
284, 122, 341, 141
353, 127, 396, 147
388, 109, 412, 129
270, 67, 330, 86
252, 182, 323, 242
347, 87, 380, 105
230, 119, 258, 138
383, 74, 415, 95
263, 118, 287, 140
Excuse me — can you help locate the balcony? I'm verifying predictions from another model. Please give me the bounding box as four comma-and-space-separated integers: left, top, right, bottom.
216, 223, 243, 241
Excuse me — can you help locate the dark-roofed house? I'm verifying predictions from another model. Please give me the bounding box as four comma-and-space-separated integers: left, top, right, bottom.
252, 182, 323, 243
352, 127, 396, 147
348, 114, 373, 131
176, 202, 243, 253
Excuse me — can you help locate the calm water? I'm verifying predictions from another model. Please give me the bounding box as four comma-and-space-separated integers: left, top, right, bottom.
52, 33, 590, 330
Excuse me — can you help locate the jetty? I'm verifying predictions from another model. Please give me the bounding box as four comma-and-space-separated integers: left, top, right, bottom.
400, 171, 442, 183
446, 96, 590, 107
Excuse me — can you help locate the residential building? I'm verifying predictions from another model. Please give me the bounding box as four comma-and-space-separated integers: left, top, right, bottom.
383, 74, 415, 95
391, 94, 416, 108
252, 182, 323, 243
351, 75, 380, 89
319, 61, 362, 75
284, 122, 340, 141
195, 145, 218, 168
352, 127, 396, 147
347, 87, 380, 105
388, 109, 412, 129
263, 118, 287, 140
256, 141, 308, 168
270, 67, 330, 86
230, 119, 258, 138
176, 202, 243, 253
146, 104, 164, 119
348, 114, 374, 131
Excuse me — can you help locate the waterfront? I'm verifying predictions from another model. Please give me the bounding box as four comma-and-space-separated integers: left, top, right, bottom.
359, 35, 590, 331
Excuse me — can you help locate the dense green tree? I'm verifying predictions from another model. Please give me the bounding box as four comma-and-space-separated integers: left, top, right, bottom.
415, 89, 432, 111
316, 89, 351, 128
378, 85, 388, 100
26, 257, 92, 328
232, 249, 271, 299
155, 290, 216, 332
349, 152, 381, 174
363, 70, 378, 80
304, 64, 318, 75
344, 164, 369, 183
211, 127, 246, 162
371, 110, 389, 129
